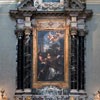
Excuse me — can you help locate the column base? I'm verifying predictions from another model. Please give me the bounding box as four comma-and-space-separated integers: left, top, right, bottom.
70, 89, 78, 93
23, 88, 31, 93
15, 89, 23, 93
79, 90, 86, 94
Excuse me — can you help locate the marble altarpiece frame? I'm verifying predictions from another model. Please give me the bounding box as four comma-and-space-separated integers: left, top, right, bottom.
32, 19, 69, 89
9, 0, 93, 99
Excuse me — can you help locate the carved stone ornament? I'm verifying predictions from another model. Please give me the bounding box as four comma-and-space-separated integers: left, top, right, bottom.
34, 0, 64, 11
36, 19, 66, 29
38, 86, 61, 95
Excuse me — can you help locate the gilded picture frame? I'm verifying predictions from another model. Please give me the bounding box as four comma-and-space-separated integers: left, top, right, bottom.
32, 19, 69, 89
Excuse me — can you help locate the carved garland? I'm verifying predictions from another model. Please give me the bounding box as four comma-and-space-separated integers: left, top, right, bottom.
34, 0, 64, 11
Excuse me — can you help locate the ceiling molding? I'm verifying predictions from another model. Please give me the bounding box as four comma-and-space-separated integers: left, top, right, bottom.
0, 0, 16, 4
0, 0, 100, 4
87, 0, 100, 4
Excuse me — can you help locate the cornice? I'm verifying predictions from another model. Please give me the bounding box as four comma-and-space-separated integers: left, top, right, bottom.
87, 0, 100, 4
0, 0, 15, 4
0, 0, 100, 4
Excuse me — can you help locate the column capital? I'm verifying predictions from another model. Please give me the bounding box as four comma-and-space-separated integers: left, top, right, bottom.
15, 29, 24, 38
70, 28, 77, 35
78, 29, 87, 36
24, 28, 32, 36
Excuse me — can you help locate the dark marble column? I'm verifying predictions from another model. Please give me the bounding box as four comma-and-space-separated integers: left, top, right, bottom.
16, 30, 24, 90
70, 32, 78, 90
78, 30, 85, 90
23, 29, 32, 90
70, 15, 78, 91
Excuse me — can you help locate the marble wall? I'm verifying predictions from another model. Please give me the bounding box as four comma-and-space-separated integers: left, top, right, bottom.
86, 4, 100, 99
0, 1, 100, 100
0, 3, 17, 100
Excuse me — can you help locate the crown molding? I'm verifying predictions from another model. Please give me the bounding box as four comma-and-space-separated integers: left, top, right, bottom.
0, 0, 100, 5
0, 0, 16, 4
87, 0, 100, 4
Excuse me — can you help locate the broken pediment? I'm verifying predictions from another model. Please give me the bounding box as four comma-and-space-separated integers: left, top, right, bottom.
69, 0, 86, 9
9, 0, 92, 19
17, 0, 36, 11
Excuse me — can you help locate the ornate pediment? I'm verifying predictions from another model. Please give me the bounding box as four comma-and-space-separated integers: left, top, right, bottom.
9, 0, 92, 19
17, 0, 86, 11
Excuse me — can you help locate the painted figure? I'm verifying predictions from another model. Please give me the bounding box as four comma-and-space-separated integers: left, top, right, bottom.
38, 31, 64, 81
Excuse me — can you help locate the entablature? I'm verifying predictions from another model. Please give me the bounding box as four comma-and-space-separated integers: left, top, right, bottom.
9, 9, 93, 20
